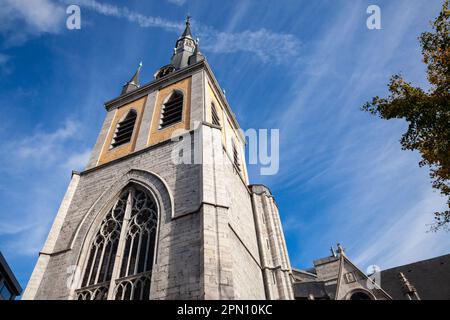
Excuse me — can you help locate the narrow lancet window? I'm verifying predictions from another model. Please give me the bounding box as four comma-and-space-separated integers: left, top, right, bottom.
160, 91, 183, 129
111, 110, 137, 148
232, 140, 241, 172
211, 103, 220, 126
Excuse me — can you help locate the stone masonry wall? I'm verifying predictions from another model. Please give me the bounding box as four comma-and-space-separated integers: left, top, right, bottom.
32, 135, 202, 299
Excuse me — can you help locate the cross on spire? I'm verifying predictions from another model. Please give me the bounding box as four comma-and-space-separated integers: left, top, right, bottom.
181, 14, 193, 38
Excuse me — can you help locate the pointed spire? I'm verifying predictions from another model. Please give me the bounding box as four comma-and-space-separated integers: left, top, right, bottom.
181, 15, 193, 38
171, 16, 200, 70
122, 62, 142, 95
130, 61, 142, 85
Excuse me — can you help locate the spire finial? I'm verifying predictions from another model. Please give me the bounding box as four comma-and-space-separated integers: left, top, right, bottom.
130, 61, 142, 84
336, 243, 346, 256
181, 15, 193, 38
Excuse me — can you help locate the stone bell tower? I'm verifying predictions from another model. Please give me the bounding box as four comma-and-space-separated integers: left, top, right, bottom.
23, 17, 294, 300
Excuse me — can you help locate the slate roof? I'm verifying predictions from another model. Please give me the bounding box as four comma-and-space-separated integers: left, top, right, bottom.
380, 254, 450, 300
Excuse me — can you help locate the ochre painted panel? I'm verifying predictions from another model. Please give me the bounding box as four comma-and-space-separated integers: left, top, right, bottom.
97, 96, 147, 165
148, 77, 192, 146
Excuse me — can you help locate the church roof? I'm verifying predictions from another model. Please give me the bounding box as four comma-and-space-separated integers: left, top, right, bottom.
380, 254, 450, 300
0, 251, 22, 296
293, 245, 392, 300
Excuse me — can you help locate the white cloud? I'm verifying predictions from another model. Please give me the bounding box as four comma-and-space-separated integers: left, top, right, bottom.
72, 0, 182, 32
70, 0, 301, 64
61, 149, 91, 171
0, 118, 89, 176
0, 118, 89, 257
167, 0, 186, 6
15, 119, 80, 164
0, 222, 32, 236
353, 186, 449, 270
258, 0, 448, 271
0, 0, 65, 45
200, 28, 300, 64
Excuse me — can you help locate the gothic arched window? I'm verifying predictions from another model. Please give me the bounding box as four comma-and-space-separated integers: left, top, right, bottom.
111, 109, 137, 148
160, 91, 183, 129
76, 184, 158, 300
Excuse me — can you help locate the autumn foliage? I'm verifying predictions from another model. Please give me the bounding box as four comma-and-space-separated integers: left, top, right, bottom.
363, 0, 450, 230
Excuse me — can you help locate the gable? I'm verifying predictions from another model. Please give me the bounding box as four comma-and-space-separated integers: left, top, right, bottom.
336, 256, 391, 300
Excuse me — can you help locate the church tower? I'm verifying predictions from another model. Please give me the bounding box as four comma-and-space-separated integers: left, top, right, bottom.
22, 18, 294, 300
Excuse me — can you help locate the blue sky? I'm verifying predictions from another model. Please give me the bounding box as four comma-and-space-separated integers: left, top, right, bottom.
0, 0, 448, 292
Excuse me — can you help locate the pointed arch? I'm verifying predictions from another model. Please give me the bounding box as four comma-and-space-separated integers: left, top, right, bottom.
75, 183, 158, 300
70, 169, 174, 300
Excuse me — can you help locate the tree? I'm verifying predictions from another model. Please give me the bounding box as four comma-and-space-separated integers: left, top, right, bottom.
362, 0, 450, 230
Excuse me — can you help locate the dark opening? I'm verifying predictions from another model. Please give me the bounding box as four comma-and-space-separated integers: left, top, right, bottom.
111, 110, 137, 148
160, 91, 183, 129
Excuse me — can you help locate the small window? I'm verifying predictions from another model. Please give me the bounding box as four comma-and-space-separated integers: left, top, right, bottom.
111, 110, 137, 148
232, 140, 241, 172
211, 103, 220, 126
160, 91, 183, 129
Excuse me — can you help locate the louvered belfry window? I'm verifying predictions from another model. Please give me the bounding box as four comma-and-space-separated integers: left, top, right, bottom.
160, 91, 183, 129
76, 184, 158, 300
111, 110, 137, 148
211, 103, 220, 126
232, 140, 241, 172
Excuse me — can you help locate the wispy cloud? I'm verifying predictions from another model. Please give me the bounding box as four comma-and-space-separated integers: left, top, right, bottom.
2, 0, 301, 63
10, 119, 82, 168
259, 1, 447, 270
0, 0, 65, 46
61, 149, 91, 171
166, 0, 186, 7
199, 28, 301, 64
71, 0, 183, 32
353, 186, 449, 270
70, 0, 301, 64
0, 118, 90, 257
